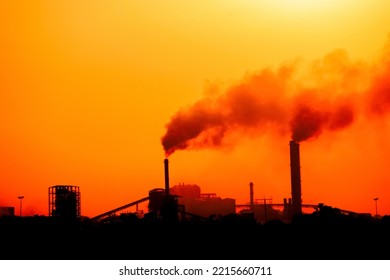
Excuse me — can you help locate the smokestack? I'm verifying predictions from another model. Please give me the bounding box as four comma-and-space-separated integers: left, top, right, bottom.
164, 158, 170, 196
249, 182, 254, 211
289, 140, 302, 216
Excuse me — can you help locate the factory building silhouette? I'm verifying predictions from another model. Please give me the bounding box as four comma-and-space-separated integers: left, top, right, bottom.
0, 140, 373, 222
1, 139, 389, 260
48, 185, 81, 221
87, 141, 304, 224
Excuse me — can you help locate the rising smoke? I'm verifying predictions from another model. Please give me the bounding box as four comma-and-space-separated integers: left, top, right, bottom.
162, 38, 390, 157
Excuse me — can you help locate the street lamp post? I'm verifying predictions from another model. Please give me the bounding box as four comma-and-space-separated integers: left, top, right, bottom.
18, 196, 24, 217
374, 197, 379, 217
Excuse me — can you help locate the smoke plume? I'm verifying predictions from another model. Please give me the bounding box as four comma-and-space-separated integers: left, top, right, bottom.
162, 37, 390, 156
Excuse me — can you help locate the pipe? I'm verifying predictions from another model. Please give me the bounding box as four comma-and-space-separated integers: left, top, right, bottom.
164, 158, 170, 196
249, 182, 254, 211
289, 140, 302, 216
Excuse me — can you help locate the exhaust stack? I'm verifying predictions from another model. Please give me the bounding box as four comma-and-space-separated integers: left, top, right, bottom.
249, 182, 254, 211
164, 158, 170, 196
289, 140, 302, 216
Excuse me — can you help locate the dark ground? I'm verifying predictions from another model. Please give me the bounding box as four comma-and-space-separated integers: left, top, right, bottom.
1, 211, 390, 260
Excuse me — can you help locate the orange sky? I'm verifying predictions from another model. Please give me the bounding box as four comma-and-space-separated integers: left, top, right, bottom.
1, 1, 390, 218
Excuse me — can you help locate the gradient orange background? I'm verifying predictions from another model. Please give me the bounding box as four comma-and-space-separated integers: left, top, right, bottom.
1, 0, 390, 217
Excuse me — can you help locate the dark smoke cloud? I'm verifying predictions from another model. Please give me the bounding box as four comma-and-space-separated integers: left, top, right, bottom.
162, 36, 390, 156
290, 105, 327, 142
290, 102, 355, 142
328, 103, 355, 130
367, 51, 390, 116
368, 71, 390, 115
364, 34, 390, 116
161, 98, 225, 156
161, 67, 292, 156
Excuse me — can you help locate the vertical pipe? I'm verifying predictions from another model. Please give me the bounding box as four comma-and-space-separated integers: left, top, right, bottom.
289, 140, 302, 216
249, 182, 254, 211
164, 158, 170, 196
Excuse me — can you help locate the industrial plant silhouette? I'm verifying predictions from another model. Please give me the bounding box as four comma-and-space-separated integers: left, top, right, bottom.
1, 140, 390, 260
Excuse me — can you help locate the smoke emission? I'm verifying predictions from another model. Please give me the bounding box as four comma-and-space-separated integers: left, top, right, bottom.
162, 38, 390, 156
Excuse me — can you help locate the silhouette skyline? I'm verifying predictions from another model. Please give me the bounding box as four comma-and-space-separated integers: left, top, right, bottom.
1, 134, 389, 261
0, 136, 386, 219
1, 191, 389, 260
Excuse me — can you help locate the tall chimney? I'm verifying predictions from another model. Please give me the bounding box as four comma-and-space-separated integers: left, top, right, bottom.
249, 182, 254, 212
289, 140, 302, 216
164, 158, 170, 196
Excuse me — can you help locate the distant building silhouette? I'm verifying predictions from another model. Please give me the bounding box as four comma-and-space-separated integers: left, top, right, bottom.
0, 206, 15, 217
48, 185, 81, 220
170, 183, 236, 218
